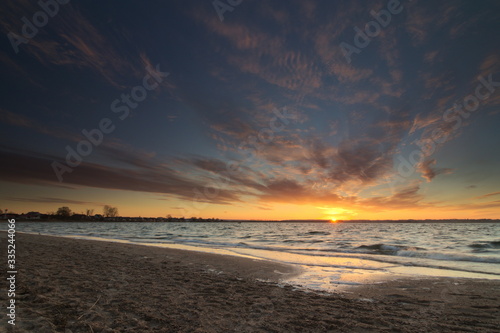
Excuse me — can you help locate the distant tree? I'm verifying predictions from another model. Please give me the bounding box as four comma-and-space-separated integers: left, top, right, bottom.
56, 206, 72, 217
86, 209, 94, 216
103, 205, 119, 217
0, 209, 2, 214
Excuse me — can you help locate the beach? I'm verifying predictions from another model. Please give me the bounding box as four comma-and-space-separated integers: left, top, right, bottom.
1, 232, 499, 332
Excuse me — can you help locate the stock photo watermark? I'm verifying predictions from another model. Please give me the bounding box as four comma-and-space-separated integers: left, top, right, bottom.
181, 106, 296, 217
6, 218, 17, 326
51, 65, 169, 182
212, 0, 243, 22
393, 73, 500, 185
340, 0, 412, 64
7, 0, 71, 54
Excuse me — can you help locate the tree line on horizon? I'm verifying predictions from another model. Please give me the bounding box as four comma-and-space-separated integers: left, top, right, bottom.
54, 205, 119, 218
1, 206, 222, 222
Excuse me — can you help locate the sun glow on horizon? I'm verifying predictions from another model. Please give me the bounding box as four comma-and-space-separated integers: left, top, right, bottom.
319, 207, 356, 222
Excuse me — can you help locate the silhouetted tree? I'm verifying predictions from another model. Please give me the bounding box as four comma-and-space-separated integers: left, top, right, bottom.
57, 206, 72, 217
103, 205, 119, 217
86, 209, 94, 216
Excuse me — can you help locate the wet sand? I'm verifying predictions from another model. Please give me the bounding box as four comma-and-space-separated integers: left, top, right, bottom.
1, 232, 499, 332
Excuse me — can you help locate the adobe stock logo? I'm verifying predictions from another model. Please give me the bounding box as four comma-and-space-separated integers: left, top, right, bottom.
51, 65, 169, 182
340, 0, 412, 64
7, 0, 71, 54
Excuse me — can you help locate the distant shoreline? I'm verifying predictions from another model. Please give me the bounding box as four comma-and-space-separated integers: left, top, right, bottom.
1, 218, 499, 223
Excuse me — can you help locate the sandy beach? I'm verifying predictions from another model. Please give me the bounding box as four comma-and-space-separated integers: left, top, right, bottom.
1, 232, 499, 332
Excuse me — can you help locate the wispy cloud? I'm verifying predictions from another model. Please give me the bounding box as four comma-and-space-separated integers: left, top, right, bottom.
475, 192, 500, 200
0, 108, 80, 141
0, 148, 241, 205
360, 182, 425, 210
3, 196, 96, 205
1, 2, 158, 88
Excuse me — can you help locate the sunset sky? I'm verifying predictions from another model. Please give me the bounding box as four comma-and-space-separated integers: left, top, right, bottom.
1, 0, 499, 220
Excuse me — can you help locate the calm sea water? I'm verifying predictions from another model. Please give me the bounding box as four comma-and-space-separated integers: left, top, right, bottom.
17, 222, 500, 291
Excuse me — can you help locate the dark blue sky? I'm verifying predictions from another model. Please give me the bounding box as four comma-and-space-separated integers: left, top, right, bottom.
1, 0, 499, 219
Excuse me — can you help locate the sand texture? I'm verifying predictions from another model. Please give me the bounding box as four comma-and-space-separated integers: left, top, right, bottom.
1, 232, 499, 332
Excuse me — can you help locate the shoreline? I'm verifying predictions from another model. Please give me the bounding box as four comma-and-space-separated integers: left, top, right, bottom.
4, 231, 303, 283
16, 230, 500, 284
1, 232, 499, 332
3, 219, 500, 223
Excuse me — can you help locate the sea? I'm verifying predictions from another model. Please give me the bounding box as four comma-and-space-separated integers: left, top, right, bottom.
17, 221, 500, 292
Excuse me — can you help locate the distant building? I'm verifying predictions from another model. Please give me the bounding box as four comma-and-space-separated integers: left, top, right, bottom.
26, 212, 41, 220
2, 213, 18, 220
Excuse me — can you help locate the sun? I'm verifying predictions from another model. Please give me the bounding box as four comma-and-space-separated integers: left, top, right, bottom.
329, 218, 339, 223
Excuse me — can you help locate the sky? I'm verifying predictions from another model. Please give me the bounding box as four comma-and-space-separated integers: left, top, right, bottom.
0, 0, 499, 220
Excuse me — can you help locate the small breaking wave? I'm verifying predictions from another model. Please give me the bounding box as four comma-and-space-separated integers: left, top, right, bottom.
356, 243, 426, 254
355, 243, 500, 264
468, 241, 500, 250
298, 231, 331, 236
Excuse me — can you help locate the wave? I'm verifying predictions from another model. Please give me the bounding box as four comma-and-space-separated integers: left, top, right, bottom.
355, 243, 426, 254
468, 241, 500, 250
284, 239, 324, 243
354, 243, 500, 264
132, 237, 500, 265
298, 231, 331, 236
398, 250, 500, 263
142, 235, 176, 240
162, 237, 500, 266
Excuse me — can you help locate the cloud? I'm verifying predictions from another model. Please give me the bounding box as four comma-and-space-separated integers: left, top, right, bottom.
423, 50, 440, 64
327, 141, 394, 186
194, 2, 331, 96
0, 108, 80, 141
444, 199, 500, 212
360, 182, 425, 210
3, 196, 95, 205
478, 54, 500, 78
418, 159, 453, 182
404, 2, 457, 46
409, 112, 441, 135
258, 178, 345, 205
0, 148, 241, 205
1, 1, 157, 88
187, 156, 267, 193
475, 192, 500, 200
